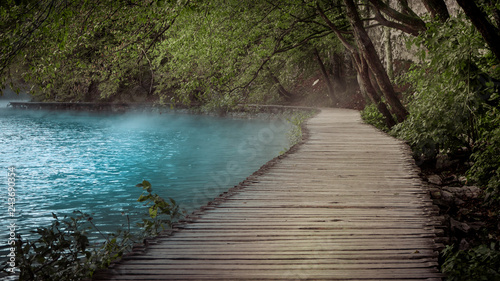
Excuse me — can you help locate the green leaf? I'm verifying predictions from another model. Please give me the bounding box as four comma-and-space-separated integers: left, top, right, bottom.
149, 206, 158, 218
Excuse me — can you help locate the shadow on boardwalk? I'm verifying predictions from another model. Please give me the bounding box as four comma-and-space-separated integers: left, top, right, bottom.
93, 108, 443, 281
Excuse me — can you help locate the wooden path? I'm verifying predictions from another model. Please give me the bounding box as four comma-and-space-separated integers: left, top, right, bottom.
93, 108, 443, 280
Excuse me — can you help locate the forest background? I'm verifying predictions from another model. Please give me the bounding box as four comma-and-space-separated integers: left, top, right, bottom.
1, 0, 500, 279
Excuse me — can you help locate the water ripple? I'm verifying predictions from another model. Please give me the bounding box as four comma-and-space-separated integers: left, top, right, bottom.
0, 108, 290, 261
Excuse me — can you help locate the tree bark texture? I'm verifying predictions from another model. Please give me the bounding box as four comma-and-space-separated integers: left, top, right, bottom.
344, 0, 408, 122
355, 56, 397, 128
368, 0, 426, 36
455, 0, 500, 62
384, 25, 393, 81
421, 0, 450, 22
269, 72, 293, 101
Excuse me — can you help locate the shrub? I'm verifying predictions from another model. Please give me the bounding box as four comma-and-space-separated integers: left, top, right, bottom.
361, 103, 389, 132
391, 15, 488, 159
441, 243, 500, 281
2, 181, 181, 280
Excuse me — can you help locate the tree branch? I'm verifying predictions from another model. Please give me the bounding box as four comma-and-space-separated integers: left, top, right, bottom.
371, 4, 421, 36
316, 4, 357, 53
367, 0, 426, 35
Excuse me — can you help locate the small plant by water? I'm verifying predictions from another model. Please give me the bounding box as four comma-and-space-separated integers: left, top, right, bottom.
286, 110, 317, 147
136, 180, 182, 237
1, 181, 182, 280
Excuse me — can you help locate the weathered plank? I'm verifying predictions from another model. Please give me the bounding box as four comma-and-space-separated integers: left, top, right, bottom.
93, 108, 443, 280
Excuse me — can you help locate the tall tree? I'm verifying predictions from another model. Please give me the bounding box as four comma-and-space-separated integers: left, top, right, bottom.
343, 0, 408, 121
316, 3, 397, 126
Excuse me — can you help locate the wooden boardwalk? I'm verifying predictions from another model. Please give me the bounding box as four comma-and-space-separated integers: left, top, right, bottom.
93, 108, 443, 280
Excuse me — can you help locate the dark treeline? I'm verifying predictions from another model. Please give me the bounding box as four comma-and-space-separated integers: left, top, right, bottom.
1, 0, 500, 279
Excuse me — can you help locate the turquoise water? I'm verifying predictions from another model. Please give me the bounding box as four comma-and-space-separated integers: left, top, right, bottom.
0, 105, 290, 261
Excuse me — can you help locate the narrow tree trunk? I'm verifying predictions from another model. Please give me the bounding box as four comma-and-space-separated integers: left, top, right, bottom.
313, 48, 336, 104
356, 57, 396, 128
331, 51, 346, 93
344, 0, 408, 122
456, 0, 500, 62
384, 25, 393, 81
384, 0, 393, 80
422, 0, 450, 22
269, 72, 293, 101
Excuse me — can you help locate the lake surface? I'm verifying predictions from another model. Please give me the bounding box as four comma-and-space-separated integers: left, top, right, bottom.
0, 103, 291, 261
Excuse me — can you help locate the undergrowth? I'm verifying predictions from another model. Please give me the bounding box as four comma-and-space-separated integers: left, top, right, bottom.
1, 180, 182, 280
361, 14, 500, 280
360, 103, 390, 132
286, 110, 317, 147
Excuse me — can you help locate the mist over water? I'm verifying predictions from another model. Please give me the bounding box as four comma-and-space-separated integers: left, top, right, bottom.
0, 107, 291, 259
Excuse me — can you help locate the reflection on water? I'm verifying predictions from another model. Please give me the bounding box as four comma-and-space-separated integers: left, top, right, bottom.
0, 107, 290, 263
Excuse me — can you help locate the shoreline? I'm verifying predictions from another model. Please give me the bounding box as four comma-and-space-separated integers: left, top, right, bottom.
6, 101, 318, 115
95, 107, 318, 271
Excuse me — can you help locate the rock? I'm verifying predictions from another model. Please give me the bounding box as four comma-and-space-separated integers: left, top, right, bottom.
443, 174, 459, 184
440, 190, 456, 205
458, 176, 467, 185
436, 154, 459, 170
468, 221, 486, 231
450, 218, 471, 234
427, 174, 442, 185
429, 187, 442, 199
444, 186, 482, 199
462, 186, 482, 199
459, 238, 471, 251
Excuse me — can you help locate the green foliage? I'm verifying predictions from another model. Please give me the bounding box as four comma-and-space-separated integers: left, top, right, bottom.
136, 180, 182, 236
2, 0, 189, 101
392, 14, 494, 159
286, 110, 317, 146
1, 181, 182, 280
390, 10, 500, 279
7, 211, 134, 280
467, 98, 500, 204
441, 243, 500, 281
1, 0, 345, 109
361, 103, 389, 132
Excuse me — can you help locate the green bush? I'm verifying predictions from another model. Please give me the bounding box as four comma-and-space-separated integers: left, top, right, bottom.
361, 103, 390, 132
391, 15, 488, 159
468, 101, 500, 204
2, 181, 182, 280
441, 243, 500, 281
391, 12, 500, 280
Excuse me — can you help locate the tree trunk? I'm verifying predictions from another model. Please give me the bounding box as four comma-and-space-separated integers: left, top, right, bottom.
313, 48, 336, 104
356, 57, 397, 128
269, 72, 293, 101
368, 0, 426, 36
384, 0, 393, 80
456, 0, 500, 62
384, 25, 393, 81
331, 51, 346, 93
421, 0, 450, 22
344, 0, 408, 122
